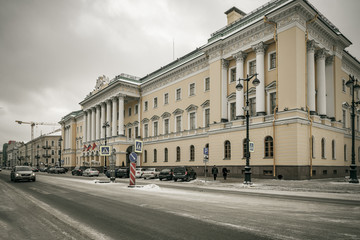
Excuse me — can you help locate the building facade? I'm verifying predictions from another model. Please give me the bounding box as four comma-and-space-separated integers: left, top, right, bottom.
60, 0, 360, 179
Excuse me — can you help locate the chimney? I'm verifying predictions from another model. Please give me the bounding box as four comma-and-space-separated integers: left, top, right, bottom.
225, 7, 246, 25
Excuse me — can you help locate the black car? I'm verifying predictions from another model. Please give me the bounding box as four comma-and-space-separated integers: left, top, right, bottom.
159, 168, 173, 181
173, 166, 197, 182
117, 168, 129, 178
71, 166, 87, 176
48, 167, 66, 174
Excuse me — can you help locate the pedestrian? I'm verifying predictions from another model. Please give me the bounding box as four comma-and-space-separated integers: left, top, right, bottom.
222, 167, 228, 180
212, 165, 218, 180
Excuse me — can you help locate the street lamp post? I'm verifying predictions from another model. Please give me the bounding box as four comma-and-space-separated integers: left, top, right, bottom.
236, 73, 260, 185
36, 145, 40, 169
345, 75, 359, 184
58, 137, 62, 167
102, 121, 110, 173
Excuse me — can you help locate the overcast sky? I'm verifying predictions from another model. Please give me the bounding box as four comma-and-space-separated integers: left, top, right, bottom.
1, 0, 359, 147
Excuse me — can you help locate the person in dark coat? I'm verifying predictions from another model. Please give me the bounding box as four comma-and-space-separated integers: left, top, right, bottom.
211, 165, 218, 180
222, 167, 228, 180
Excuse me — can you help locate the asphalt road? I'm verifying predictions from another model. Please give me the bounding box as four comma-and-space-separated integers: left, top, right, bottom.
0, 171, 359, 240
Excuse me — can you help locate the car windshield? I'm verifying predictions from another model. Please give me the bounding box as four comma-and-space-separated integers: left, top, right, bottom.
16, 167, 32, 171
174, 167, 185, 172
119, 169, 127, 172
161, 169, 171, 172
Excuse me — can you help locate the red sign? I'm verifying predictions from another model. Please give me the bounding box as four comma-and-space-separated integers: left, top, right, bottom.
129, 162, 136, 187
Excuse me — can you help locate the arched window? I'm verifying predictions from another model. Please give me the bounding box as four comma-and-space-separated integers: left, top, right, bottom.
164, 148, 168, 162
243, 139, 247, 158
332, 140, 336, 159
224, 140, 231, 159
154, 149, 157, 162
344, 144, 347, 161
264, 136, 273, 157
321, 138, 326, 159
144, 150, 147, 163
190, 145, 195, 161
176, 147, 181, 162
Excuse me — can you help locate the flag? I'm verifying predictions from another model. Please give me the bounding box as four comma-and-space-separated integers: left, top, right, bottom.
83, 145, 87, 151
92, 142, 97, 150
86, 144, 92, 151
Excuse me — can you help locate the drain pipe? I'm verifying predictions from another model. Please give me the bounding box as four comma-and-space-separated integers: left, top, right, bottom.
264, 16, 278, 178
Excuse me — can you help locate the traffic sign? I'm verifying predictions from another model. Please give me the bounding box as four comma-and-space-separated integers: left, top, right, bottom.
100, 146, 111, 156
203, 147, 209, 156
249, 142, 254, 153
203, 155, 209, 163
135, 140, 143, 153
129, 152, 137, 163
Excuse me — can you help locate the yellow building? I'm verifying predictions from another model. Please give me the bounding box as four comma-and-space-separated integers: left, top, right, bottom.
61, 0, 360, 180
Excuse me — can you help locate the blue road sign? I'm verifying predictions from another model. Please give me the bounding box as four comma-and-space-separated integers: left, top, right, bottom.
135, 140, 143, 153
100, 146, 111, 156
129, 152, 138, 163
203, 147, 209, 155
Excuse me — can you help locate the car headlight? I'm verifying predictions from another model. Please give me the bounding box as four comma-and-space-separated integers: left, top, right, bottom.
15, 173, 20, 177
32, 173, 35, 176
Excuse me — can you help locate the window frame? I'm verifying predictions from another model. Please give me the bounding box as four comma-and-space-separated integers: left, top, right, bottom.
189, 83, 196, 96
224, 140, 231, 160
268, 51, 276, 71
176, 88, 182, 101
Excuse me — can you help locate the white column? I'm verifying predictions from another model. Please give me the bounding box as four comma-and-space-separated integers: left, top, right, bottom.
118, 95, 124, 136
307, 40, 316, 114
87, 109, 91, 142
112, 97, 118, 136
221, 59, 229, 121
252, 42, 267, 115
83, 111, 87, 143
325, 56, 335, 120
100, 102, 106, 139
96, 105, 101, 140
91, 107, 96, 141
106, 99, 112, 137
233, 51, 247, 119
316, 48, 327, 117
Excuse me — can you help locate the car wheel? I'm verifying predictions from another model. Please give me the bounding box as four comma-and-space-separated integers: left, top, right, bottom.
193, 174, 197, 180
159, 178, 162, 181
174, 178, 177, 182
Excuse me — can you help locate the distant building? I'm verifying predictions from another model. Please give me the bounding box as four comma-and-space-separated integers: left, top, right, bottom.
60, 0, 360, 179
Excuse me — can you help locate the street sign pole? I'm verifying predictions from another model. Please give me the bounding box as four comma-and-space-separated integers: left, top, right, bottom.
203, 148, 209, 183
129, 152, 137, 187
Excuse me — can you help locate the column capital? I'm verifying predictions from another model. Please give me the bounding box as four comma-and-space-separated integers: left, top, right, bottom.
326, 55, 334, 65
100, 101, 106, 106
95, 104, 101, 109
233, 51, 247, 62
117, 94, 126, 99
307, 40, 317, 52
222, 59, 230, 69
252, 41, 268, 54
315, 48, 328, 60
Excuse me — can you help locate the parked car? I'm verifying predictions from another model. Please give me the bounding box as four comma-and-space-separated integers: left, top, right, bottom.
117, 168, 130, 178
83, 168, 99, 177
39, 167, 47, 172
0, 167, 2, 172
31, 167, 39, 172
135, 168, 146, 178
72, 166, 87, 176
105, 168, 118, 178
142, 168, 161, 179
48, 167, 66, 174
173, 166, 197, 182
10, 166, 36, 182
159, 168, 173, 181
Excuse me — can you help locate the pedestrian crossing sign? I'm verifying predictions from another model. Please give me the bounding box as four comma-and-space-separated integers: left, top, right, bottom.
100, 146, 111, 156
135, 140, 143, 153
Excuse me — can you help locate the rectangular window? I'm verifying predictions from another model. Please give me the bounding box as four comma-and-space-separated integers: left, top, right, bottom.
230, 68, 236, 82
230, 102, 236, 121
249, 98, 256, 117
205, 77, 210, 91
52, 141, 54, 147
205, 108, 210, 127
269, 52, 276, 70
164, 119, 169, 134
343, 110, 346, 128
154, 97, 158, 108
164, 93, 169, 105
128, 128, 132, 139
342, 79, 346, 92
176, 116, 182, 132
135, 105, 138, 114
249, 60, 256, 75
52, 150, 54, 155
270, 92, 276, 114
144, 101, 148, 111
190, 112, 196, 130
128, 107, 132, 116
144, 124, 148, 138
135, 126, 139, 138
176, 88, 181, 101
189, 83, 195, 96
153, 122, 158, 136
